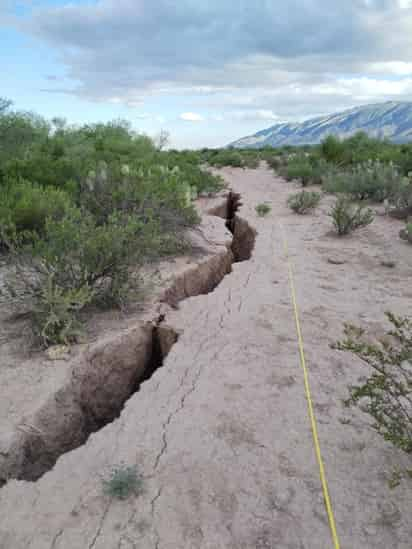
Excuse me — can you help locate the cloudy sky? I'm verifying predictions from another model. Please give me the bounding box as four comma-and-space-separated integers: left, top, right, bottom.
2, 0, 412, 147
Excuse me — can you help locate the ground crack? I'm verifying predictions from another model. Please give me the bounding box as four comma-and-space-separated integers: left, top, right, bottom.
50, 529, 63, 549
88, 502, 111, 549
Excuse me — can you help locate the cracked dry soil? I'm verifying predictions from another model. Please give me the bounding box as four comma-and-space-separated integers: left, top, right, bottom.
1, 165, 412, 549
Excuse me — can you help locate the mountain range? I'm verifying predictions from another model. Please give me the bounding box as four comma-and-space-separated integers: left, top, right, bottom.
229, 101, 412, 148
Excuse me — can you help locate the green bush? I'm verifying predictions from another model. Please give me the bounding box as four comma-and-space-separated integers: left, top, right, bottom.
207, 150, 244, 168
323, 161, 402, 202
6, 193, 195, 346
320, 135, 345, 164
320, 132, 393, 167
266, 155, 284, 170
203, 149, 261, 169
388, 179, 412, 218
333, 313, 412, 454
0, 179, 71, 248
281, 154, 330, 186
287, 190, 321, 214
309, 157, 331, 185
329, 196, 374, 235
284, 159, 313, 186
33, 271, 94, 346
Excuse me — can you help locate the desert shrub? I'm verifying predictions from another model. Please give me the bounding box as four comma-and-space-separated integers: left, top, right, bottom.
321, 135, 345, 164
308, 157, 331, 185
103, 465, 143, 500
255, 203, 271, 217
320, 132, 393, 167
5, 200, 194, 345
78, 161, 199, 227
266, 155, 283, 170
323, 161, 403, 202
281, 154, 330, 186
333, 313, 412, 454
287, 190, 321, 214
0, 179, 71, 248
208, 150, 245, 168
329, 196, 374, 235
32, 271, 94, 346
4, 210, 140, 344
284, 159, 313, 186
388, 178, 412, 219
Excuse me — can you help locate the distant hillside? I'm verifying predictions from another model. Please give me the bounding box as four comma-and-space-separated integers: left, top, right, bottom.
229, 101, 412, 148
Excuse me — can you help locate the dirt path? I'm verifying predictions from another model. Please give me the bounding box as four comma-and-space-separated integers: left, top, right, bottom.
1, 166, 412, 548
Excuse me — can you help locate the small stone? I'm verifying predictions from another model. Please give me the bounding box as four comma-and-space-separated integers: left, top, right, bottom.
363, 524, 378, 537
46, 345, 71, 361
327, 256, 346, 265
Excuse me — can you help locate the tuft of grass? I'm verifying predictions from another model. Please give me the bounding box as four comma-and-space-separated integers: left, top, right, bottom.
102, 464, 144, 500
255, 203, 271, 217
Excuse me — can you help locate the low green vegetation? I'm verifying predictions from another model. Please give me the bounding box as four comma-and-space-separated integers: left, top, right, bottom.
202, 148, 261, 169
0, 98, 223, 346
255, 203, 271, 217
333, 313, 412, 457
261, 132, 412, 241
329, 196, 374, 235
279, 155, 329, 186
103, 465, 144, 500
323, 161, 403, 202
287, 190, 321, 214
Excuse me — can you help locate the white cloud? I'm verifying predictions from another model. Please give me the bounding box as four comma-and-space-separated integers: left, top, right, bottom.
231, 109, 280, 121
179, 112, 205, 122
369, 61, 412, 76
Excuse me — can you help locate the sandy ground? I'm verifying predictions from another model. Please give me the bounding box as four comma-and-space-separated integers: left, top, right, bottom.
0, 165, 412, 548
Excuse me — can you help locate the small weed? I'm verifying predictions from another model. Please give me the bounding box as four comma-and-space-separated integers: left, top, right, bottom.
102, 464, 143, 500
388, 469, 402, 489
256, 203, 271, 217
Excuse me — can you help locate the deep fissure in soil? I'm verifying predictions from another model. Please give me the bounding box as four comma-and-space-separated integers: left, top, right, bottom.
6, 192, 256, 484
226, 191, 256, 262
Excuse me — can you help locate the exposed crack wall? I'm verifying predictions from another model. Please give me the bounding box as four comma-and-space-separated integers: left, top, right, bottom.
224, 192, 256, 262
0, 191, 256, 485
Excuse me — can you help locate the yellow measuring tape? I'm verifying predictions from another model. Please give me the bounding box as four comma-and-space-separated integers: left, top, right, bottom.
280, 224, 341, 549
